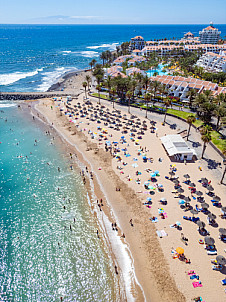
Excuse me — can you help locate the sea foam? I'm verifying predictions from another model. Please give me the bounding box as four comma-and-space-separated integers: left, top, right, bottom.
36, 67, 77, 92
0, 69, 43, 86
87, 43, 119, 50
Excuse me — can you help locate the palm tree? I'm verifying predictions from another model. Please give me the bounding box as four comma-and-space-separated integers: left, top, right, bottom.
163, 97, 171, 123
85, 75, 91, 91
126, 90, 133, 114
186, 115, 196, 140
105, 76, 112, 100
110, 87, 116, 108
200, 125, 212, 159
89, 59, 97, 70
95, 74, 103, 85
144, 93, 151, 118
214, 105, 226, 130
82, 81, 88, 99
96, 85, 101, 105
220, 148, 226, 184
151, 80, 161, 105
143, 75, 150, 95
100, 52, 106, 66
187, 89, 197, 108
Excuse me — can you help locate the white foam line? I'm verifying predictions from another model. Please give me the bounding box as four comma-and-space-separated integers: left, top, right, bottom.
33, 104, 146, 302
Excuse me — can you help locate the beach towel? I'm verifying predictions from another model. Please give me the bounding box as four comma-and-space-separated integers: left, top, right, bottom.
187, 270, 195, 275
156, 230, 168, 237
192, 282, 202, 288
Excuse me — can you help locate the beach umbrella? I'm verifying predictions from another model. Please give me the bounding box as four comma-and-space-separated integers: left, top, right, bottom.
201, 177, 208, 183
204, 236, 215, 245
150, 172, 156, 177
177, 188, 184, 193
197, 221, 205, 228
221, 207, 226, 214
147, 197, 152, 202
207, 185, 214, 191
183, 174, 190, 179
160, 198, 166, 202
216, 255, 226, 265
179, 199, 185, 205
184, 196, 191, 202
154, 170, 159, 174
190, 209, 198, 215
208, 213, 216, 220
196, 191, 203, 196
213, 196, 221, 202
169, 171, 175, 176
202, 203, 209, 209
219, 228, 226, 235
189, 183, 196, 187
176, 247, 184, 255
173, 179, 180, 184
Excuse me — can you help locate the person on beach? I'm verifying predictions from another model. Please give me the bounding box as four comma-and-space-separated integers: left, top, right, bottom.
114, 265, 118, 274
129, 219, 133, 226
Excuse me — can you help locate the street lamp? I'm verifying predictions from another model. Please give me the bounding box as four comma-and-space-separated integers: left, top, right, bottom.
220, 159, 226, 184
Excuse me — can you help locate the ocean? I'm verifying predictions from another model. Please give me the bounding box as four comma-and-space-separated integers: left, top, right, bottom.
0, 24, 226, 92
0, 101, 120, 301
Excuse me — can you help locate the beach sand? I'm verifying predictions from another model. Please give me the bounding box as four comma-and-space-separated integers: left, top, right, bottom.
27, 72, 226, 302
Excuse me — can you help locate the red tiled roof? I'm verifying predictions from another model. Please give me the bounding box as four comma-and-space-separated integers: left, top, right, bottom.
204, 26, 216, 31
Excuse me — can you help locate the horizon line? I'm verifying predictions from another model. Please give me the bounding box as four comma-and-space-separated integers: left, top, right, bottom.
0, 23, 226, 25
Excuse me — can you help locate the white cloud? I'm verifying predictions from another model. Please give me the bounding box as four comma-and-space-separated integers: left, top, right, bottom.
70, 16, 100, 19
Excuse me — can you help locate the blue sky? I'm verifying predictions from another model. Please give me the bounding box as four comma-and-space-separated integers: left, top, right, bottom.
1, 0, 226, 24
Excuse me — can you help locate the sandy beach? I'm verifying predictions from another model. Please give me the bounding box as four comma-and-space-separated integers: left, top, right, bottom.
26, 70, 226, 302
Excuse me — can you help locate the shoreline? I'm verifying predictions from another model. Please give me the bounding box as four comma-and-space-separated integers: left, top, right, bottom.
32, 97, 186, 302
47, 68, 91, 92
29, 100, 144, 301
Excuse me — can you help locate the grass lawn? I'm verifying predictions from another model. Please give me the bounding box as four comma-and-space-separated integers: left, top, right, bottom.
91, 93, 109, 100
210, 130, 226, 152
166, 108, 203, 127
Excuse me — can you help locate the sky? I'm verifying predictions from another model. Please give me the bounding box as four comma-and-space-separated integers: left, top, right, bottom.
0, 0, 226, 24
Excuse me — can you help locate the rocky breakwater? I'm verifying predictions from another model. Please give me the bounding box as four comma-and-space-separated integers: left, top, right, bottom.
0, 92, 68, 101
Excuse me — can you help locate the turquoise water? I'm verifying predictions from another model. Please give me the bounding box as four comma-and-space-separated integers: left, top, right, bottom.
146, 63, 168, 77
0, 101, 118, 301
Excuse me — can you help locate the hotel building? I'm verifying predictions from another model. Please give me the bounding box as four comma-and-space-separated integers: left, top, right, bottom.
199, 22, 221, 44
129, 36, 145, 51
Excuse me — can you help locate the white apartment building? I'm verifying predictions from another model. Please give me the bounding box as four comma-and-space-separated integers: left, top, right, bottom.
184, 44, 226, 54
126, 67, 146, 77
196, 51, 226, 73
129, 36, 145, 51
151, 75, 225, 100
199, 22, 221, 44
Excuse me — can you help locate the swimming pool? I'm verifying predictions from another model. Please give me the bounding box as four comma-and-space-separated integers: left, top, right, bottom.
146, 64, 168, 77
